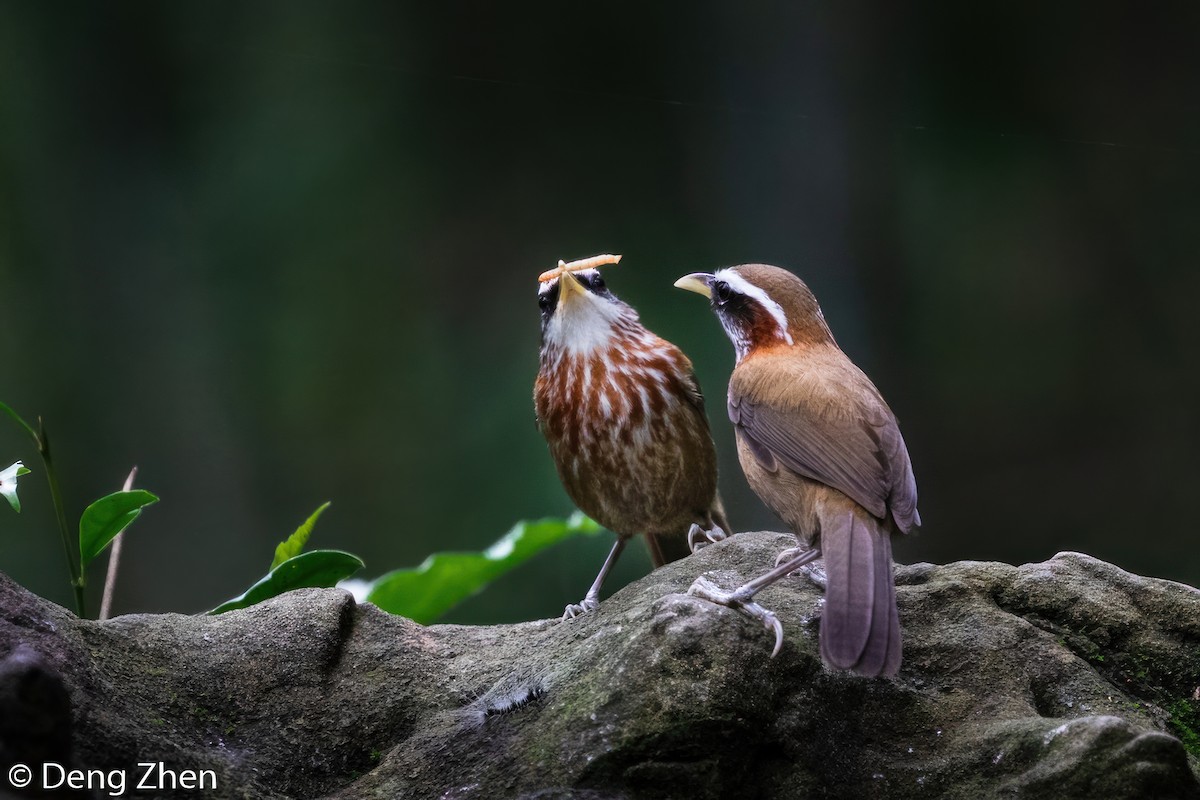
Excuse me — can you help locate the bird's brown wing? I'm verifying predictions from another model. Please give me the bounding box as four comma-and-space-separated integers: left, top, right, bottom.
674, 350, 735, 534
671, 350, 708, 414
728, 352, 920, 532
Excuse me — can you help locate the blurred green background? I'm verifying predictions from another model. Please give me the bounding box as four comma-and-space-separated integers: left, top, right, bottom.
2, 2, 1197, 622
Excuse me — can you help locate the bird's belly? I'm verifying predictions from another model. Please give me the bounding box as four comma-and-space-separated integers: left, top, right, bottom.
535, 342, 719, 538
553, 416, 717, 537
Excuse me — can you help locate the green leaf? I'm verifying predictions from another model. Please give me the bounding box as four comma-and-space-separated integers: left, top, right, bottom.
365, 512, 602, 624
210, 550, 365, 614
272, 501, 331, 569
78, 489, 159, 568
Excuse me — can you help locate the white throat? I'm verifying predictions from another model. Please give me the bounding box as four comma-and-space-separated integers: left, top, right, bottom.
543, 287, 631, 356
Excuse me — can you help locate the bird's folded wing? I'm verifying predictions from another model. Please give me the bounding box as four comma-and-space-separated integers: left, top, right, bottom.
653, 340, 711, 417
728, 357, 920, 532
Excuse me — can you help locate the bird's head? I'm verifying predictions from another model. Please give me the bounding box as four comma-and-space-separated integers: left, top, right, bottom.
538, 268, 639, 356
674, 264, 835, 362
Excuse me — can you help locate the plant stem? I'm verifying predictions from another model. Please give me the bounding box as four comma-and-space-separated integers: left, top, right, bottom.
99, 532, 124, 620
0, 400, 38, 440
37, 418, 86, 618
1, 401, 86, 617
99, 466, 138, 621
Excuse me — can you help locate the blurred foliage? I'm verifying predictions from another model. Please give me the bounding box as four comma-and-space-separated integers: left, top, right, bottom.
212, 505, 596, 619
3, 392, 602, 621
211, 549, 364, 614
2, 398, 159, 616
366, 512, 602, 623
272, 501, 330, 569
212, 501, 361, 613
1, 2, 1197, 621
78, 489, 159, 568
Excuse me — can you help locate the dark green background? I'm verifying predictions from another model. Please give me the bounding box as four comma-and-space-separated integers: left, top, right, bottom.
2, 2, 1197, 622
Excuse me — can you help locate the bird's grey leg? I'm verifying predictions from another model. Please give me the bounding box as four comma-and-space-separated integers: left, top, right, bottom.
774, 544, 827, 589
723, 546, 824, 601
687, 523, 729, 553
688, 547, 824, 656
562, 538, 627, 620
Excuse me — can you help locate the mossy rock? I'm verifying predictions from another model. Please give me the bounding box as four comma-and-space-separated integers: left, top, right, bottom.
2, 532, 1198, 799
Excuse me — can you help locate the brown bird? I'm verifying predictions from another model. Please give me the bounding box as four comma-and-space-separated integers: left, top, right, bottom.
675, 264, 919, 676
534, 257, 729, 620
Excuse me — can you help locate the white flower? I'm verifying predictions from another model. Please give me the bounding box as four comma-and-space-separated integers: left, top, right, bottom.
1, 461, 31, 513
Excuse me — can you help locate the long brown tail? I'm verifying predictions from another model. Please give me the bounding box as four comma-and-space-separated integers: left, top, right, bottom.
645, 496, 734, 568
819, 510, 901, 676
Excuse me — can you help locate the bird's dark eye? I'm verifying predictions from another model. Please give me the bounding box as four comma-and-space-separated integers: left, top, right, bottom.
575, 271, 605, 292
538, 282, 559, 315
713, 281, 732, 304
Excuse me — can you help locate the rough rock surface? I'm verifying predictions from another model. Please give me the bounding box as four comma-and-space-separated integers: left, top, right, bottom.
2, 531, 1199, 800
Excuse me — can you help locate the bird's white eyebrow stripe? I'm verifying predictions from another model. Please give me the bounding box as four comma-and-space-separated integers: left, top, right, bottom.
714, 269, 794, 345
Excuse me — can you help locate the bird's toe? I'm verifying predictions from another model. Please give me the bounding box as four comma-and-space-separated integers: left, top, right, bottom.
774, 546, 800, 568
743, 601, 786, 657
775, 544, 816, 568
561, 597, 599, 621
689, 523, 730, 554
800, 561, 827, 589
774, 546, 827, 589
688, 580, 787, 657
687, 576, 737, 605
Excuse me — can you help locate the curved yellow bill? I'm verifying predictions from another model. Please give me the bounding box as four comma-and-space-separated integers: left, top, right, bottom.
673, 273, 715, 298
557, 267, 585, 301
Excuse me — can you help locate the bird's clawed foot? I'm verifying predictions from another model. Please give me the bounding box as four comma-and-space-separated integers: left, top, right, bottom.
561, 596, 599, 621
688, 523, 729, 553
687, 576, 785, 657
774, 546, 827, 589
